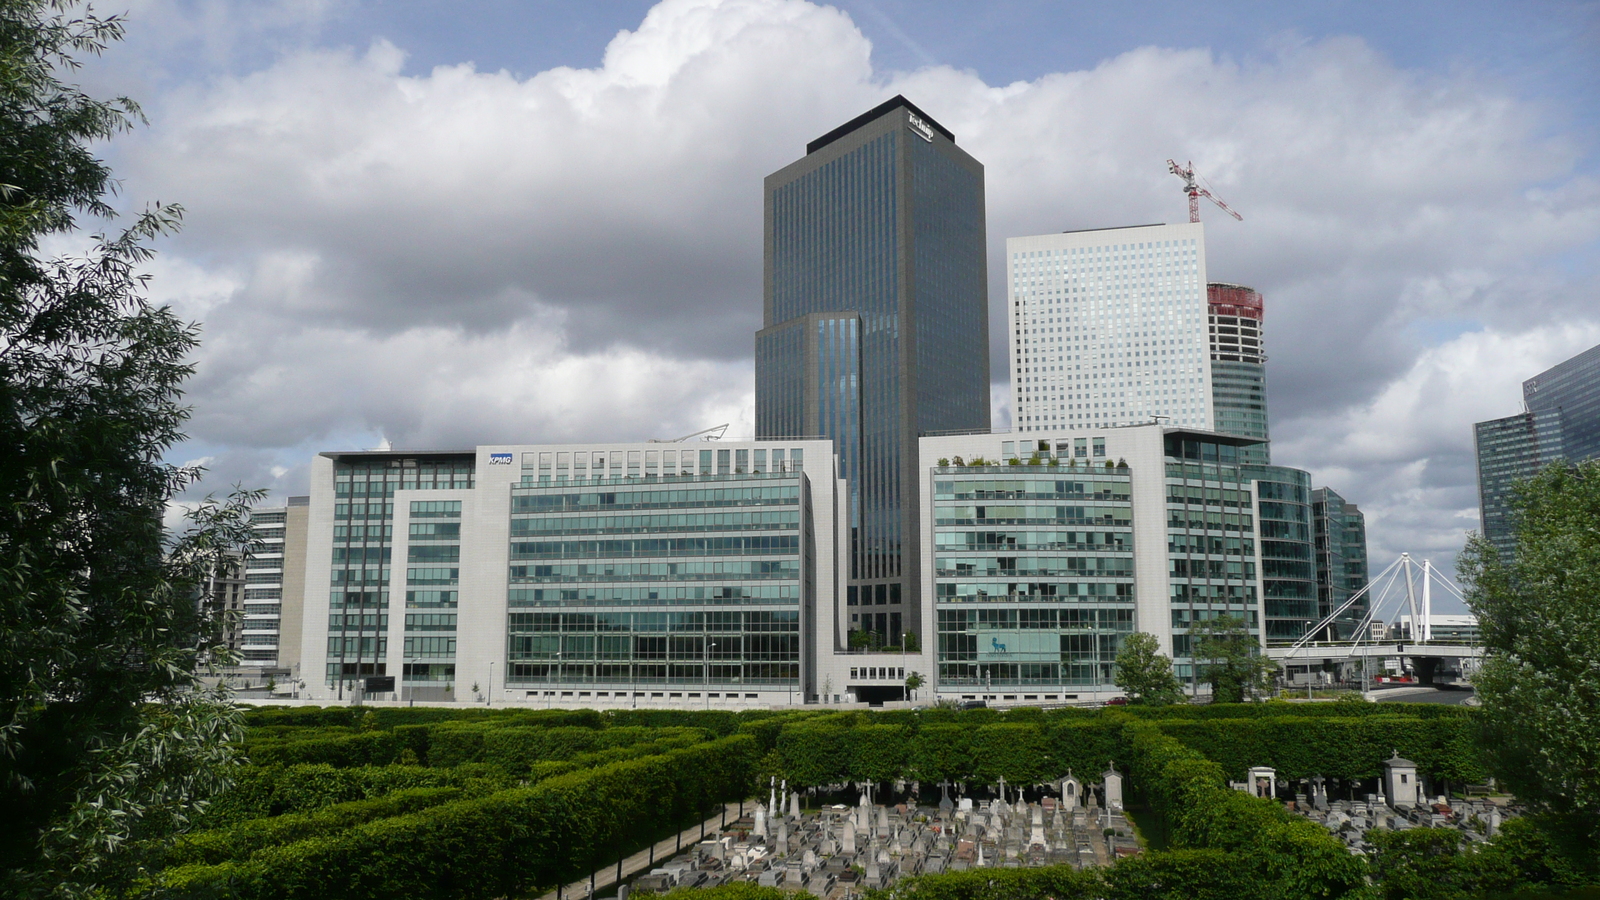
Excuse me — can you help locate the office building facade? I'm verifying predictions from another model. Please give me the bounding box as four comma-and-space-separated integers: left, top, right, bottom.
1207, 283, 1270, 465
1474, 342, 1600, 558
1007, 223, 1212, 434
230, 499, 309, 672
756, 95, 990, 644
299, 441, 848, 705
1312, 487, 1369, 639
1524, 342, 1600, 462
917, 424, 1321, 702
1473, 410, 1567, 558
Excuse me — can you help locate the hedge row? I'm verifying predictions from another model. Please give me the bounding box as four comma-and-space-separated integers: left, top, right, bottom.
242, 705, 605, 730
775, 720, 1124, 787
770, 712, 1480, 788
1127, 725, 1367, 898
527, 731, 716, 782
167, 787, 463, 867
245, 719, 710, 771
150, 735, 759, 900
201, 762, 517, 827
1155, 715, 1488, 784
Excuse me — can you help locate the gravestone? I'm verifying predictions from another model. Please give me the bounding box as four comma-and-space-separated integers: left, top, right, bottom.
1103, 766, 1124, 811
754, 803, 768, 839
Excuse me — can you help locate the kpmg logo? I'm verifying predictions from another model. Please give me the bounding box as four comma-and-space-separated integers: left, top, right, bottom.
488, 453, 514, 465
907, 112, 934, 143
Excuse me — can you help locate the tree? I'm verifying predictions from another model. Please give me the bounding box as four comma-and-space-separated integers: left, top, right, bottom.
1191, 615, 1276, 703
905, 671, 925, 701
1113, 632, 1184, 705
0, 4, 250, 895
1457, 460, 1600, 872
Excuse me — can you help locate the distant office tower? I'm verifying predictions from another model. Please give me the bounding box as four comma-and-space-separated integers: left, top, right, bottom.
1474, 409, 1567, 558
756, 95, 990, 633
1207, 283, 1270, 464
239, 499, 309, 673
1474, 341, 1600, 558
1524, 342, 1600, 461
1007, 223, 1212, 434
1312, 487, 1369, 638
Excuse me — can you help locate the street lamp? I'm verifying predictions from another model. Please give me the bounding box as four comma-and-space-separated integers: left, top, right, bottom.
705, 641, 717, 710
548, 650, 561, 709
487, 660, 495, 707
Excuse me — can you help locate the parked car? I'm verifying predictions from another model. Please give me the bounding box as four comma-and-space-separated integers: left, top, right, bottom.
1104, 696, 1129, 706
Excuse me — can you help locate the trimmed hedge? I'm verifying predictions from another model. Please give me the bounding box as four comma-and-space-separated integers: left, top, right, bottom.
1154, 715, 1488, 784
201, 762, 516, 827
765, 706, 1476, 789
150, 735, 759, 900
166, 787, 462, 867
1127, 725, 1367, 899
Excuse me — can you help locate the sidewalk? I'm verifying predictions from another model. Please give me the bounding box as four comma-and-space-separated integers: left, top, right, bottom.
535, 801, 744, 900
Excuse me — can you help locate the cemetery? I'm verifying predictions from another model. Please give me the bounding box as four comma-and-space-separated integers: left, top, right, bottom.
134, 701, 1531, 899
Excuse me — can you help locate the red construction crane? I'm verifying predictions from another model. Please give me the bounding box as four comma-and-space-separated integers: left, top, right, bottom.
1167, 159, 1242, 224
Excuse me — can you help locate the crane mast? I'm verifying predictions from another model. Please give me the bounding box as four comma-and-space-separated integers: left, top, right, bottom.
1167, 159, 1243, 223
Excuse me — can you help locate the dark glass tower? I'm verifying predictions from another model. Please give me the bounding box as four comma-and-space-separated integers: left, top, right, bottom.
1474, 341, 1600, 560
756, 96, 990, 640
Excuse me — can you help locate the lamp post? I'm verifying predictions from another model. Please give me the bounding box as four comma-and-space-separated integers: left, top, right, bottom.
487, 660, 495, 707
548, 651, 561, 709
705, 641, 717, 710
402, 657, 420, 704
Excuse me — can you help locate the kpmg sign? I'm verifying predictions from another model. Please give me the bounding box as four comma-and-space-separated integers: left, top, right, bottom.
488, 452, 514, 465
907, 112, 934, 143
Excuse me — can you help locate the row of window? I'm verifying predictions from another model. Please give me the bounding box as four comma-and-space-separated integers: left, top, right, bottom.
505, 662, 799, 685
508, 633, 799, 661
938, 607, 1134, 630
510, 560, 800, 582
934, 530, 1128, 551
512, 485, 800, 514
935, 506, 1132, 527
1168, 534, 1256, 555
510, 585, 798, 605
508, 536, 800, 560
932, 480, 1130, 502
1166, 510, 1255, 532
1170, 558, 1257, 579
507, 610, 800, 632
510, 511, 801, 535
935, 581, 1135, 602
936, 557, 1134, 578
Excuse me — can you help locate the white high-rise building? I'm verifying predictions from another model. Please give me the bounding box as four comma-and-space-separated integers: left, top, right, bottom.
1007, 222, 1211, 433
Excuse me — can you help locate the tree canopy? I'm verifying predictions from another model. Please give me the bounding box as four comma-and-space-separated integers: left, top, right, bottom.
1457, 459, 1600, 871
1113, 631, 1185, 705
1190, 615, 1276, 704
0, 2, 251, 895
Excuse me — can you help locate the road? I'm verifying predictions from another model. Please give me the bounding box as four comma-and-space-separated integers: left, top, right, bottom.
1367, 684, 1478, 706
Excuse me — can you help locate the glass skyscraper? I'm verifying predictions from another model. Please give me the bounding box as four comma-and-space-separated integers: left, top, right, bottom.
1474, 341, 1600, 559
756, 96, 990, 636
1523, 342, 1600, 462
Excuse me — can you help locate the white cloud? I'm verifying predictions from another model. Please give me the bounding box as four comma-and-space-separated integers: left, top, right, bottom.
86, 0, 1595, 595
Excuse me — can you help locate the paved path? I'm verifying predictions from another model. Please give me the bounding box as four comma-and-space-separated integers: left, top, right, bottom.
535, 802, 744, 900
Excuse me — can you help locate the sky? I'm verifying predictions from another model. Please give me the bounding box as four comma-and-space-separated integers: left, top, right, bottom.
66, 0, 1600, 612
